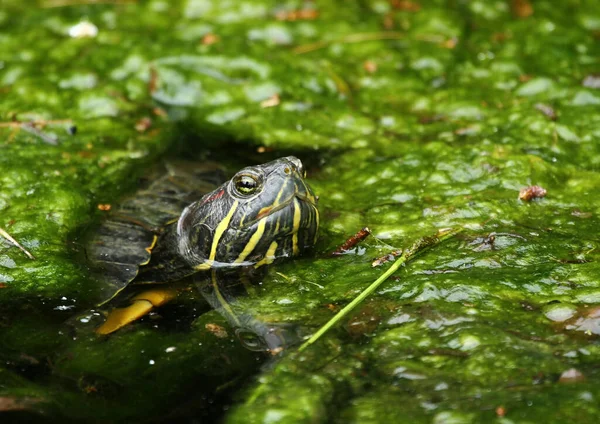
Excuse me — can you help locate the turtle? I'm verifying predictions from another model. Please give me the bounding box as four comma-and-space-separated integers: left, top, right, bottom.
86, 156, 319, 335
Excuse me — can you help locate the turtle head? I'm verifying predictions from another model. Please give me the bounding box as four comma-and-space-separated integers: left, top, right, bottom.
178, 156, 319, 268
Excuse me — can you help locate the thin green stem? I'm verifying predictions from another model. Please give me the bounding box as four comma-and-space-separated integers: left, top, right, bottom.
298, 227, 463, 352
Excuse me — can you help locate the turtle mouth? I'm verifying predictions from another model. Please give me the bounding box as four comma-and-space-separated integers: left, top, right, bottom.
295, 191, 318, 206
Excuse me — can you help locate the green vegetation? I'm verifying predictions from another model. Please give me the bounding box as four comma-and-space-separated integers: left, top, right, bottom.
1, 0, 599, 422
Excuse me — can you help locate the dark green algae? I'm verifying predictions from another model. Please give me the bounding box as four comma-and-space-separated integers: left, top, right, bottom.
1, 0, 600, 422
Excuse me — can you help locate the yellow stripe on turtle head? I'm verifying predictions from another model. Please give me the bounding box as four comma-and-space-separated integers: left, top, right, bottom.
234, 218, 267, 264
292, 198, 301, 255
209, 200, 239, 262
312, 203, 320, 244
254, 240, 278, 268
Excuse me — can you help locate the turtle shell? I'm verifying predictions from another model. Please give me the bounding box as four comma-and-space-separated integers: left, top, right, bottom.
86, 161, 227, 301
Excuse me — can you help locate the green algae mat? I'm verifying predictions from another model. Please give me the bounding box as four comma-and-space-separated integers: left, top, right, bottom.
1, 0, 600, 422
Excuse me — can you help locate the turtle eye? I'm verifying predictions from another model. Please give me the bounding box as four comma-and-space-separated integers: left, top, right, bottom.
234, 174, 259, 195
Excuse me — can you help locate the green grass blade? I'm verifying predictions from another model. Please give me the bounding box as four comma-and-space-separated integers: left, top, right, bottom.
298, 227, 463, 352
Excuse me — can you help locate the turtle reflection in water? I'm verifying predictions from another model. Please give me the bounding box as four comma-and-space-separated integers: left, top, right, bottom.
85, 156, 318, 349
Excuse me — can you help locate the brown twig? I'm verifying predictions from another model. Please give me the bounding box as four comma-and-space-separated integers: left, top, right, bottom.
372, 249, 403, 267
0, 119, 73, 128
0, 228, 36, 260
293, 32, 446, 55
40, 0, 135, 8
293, 32, 406, 55
331, 227, 371, 256
0, 119, 74, 145
534, 103, 557, 121
20, 123, 58, 145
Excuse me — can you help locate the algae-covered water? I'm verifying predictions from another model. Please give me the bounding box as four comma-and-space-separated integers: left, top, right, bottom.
1, 0, 600, 422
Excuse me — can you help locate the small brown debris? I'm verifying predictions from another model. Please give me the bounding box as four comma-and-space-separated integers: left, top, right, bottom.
534, 103, 557, 121
519, 185, 547, 201
135, 117, 152, 132
97, 204, 112, 211
152, 107, 168, 117
372, 249, 403, 267
511, 0, 533, 18
260, 94, 280, 108
205, 323, 228, 338
418, 114, 446, 124
148, 67, 158, 94
519, 74, 532, 83
0, 283, 7, 288
492, 32, 510, 43
201, 33, 220, 45
583, 75, 600, 89
390, 0, 421, 12
441, 37, 458, 49
0, 227, 35, 260
331, 227, 371, 256
83, 385, 98, 394
325, 303, 339, 312
363, 60, 378, 74
383, 14, 394, 30
257, 146, 274, 153
559, 368, 585, 384
275, 8, 318, 21
77, 150, 94, 159
495, 406, 506, 417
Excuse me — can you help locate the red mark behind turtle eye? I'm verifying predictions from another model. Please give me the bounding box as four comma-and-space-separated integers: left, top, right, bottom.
201, 189, 225, 205
255, 206, 273, 220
